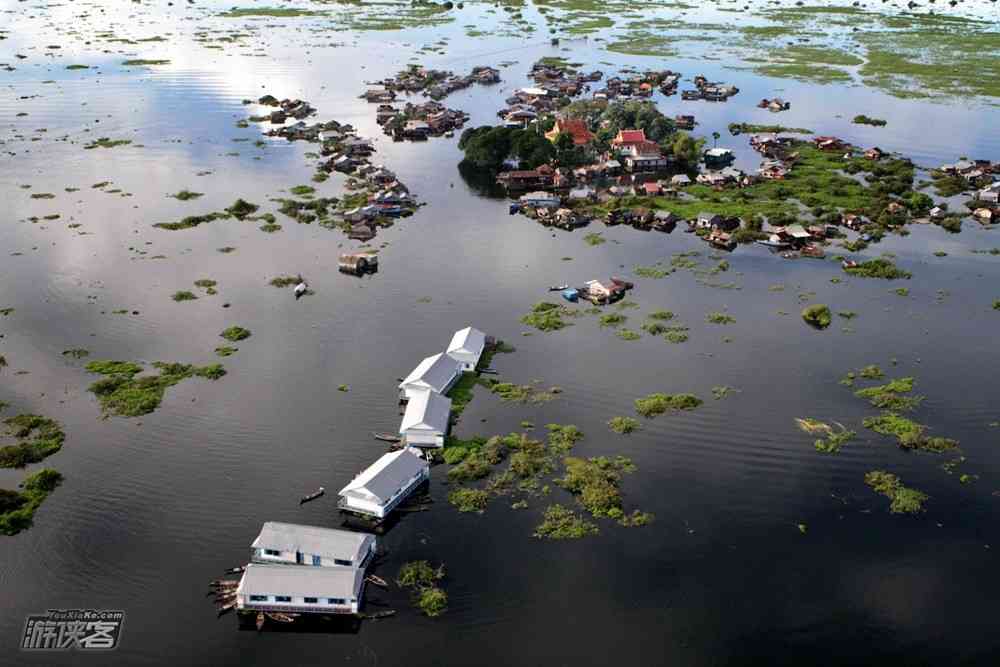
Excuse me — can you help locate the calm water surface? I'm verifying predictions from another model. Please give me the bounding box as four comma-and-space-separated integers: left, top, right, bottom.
2, 1, 1000, 665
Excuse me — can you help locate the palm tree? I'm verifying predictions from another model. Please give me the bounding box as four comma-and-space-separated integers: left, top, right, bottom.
712, 131, 721, 148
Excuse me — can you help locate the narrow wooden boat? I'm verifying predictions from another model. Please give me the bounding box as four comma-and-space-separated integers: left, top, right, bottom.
256, 612, 265, 631
300, 487, 325, 504
373, 432, 402, 443
217, 602, 235, 616
225, 565, 245, 575
266, 612, 296, 623
365, 574, 389, 588
548, 284, 569, 291
361, 610, 396, 620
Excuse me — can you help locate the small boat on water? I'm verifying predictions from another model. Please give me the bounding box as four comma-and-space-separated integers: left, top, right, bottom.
217, 602, 235, 617
842, 259, 859, 269
365, 574, 389, 588
224, 565, 245, 575
548, 284, 569, 291
266, 612, 297, 623
373, 432, 402, 443
361, 610, 396, 620
300, 487, 325, 504
256, 612, 265, 631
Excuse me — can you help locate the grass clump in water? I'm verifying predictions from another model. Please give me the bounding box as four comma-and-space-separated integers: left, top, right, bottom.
170, 190, 203, 201
801, 304, 832, 329
844, 258, 911, 280
864, 470, 927, 514
863, 412, 958, 452
485, 380, 560, 405
1, 415, 66, 468
396, 561, 447, 617
556, 456, 635, 519
608, 416, 639, 434
225, 199, 259, 219
706, 312, 735, 324
854, 377, 922, 411
84, 137, 132, 149
520, 302, 576, 332
0, 468, 63, 535
171, 290, 198, 302
269, 275, 302, 288
533, 504, 598, 539
448, 487, 488, 513
220, 326, 251, 342
85, 360, 226, 417
795, 418, 854, 454
599, 313, 627, 328
853, 115, 887, 127
215, 346, 238, 357
647, 310, 675, 321
121, 59, 169, 66
583, 232, 605, 246
635, 393, 702, 417
617, 329, 641, 341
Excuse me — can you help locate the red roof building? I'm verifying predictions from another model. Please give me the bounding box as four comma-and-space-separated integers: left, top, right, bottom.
612, 129, 647, 148
545, 118, 595, 146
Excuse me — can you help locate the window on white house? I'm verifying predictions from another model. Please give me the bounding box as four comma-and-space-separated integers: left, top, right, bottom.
250, 595, 268, 602
334, 559, 352, 567
275, 596, 291, 602
304, 597, 318, 604
264, 549, 280, 556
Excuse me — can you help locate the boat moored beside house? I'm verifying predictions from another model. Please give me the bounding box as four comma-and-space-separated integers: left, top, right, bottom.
338, 448, 430, 519
251, 522, 377, 569
236, 563, 366, 615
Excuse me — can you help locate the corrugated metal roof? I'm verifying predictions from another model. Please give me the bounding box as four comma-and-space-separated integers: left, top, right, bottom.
400, 389, 451, 434
399, 353, 460, 394
446, 326, 485, 358
339, 448, 428, 504
251, 522, 373, 561
239, 563, 363, 599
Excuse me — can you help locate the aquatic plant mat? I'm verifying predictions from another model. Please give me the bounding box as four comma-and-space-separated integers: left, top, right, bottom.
85, 360, 226, 417
0, 469, 63, 535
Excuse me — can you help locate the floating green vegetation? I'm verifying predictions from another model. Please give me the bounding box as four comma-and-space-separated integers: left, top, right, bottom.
556, 455, 637, 519
448, 487, 488, 513
83, 137, 132, 149
711, 385, 737, 400
0, 308, 14, 317
634, 393, 702, 418
795, 418, 855, 454
85, 360, 226, 417
170, 190, 203, 201
337, 384, 349, 392
664, 328, 689, 344
289, 185, 315, 196
225, 198, 259, 219
217, 247, 237, 254
844, 258, 911, 280
520, 302, 577, 332
706, 312, 735, 325
220, 326, 251, 342
446, 372, 479, 415
66, 64, 90, 70
801, 304, 832, 329
61, 349, 89, 359
853, 115, 887, 127
893, 287, 909, 297
583, 232, 606, 246
154, 212, 229, 230
863, 413, 958, 452
29, 193, 55, 199
993, 300, 1000, 311
647, 310, 675, 321
864, 470, 927, 514
534, 503, 598, 539
1, 414, 65, 468
634, 265, 670, 279
214, 346, 238, 357
484, 380, 560, 405
396, 561, 447, 617
0, 468, 63, 535
219, 7, 327, 17
608, 416, 639, 434
171, 291, 198, 302
122, 59, 170, 66
447, 449, 494, 483
617, 329, 641, 341
599, 313, 626, 328
752, 46, 862, 84
728, 122, 813, 135
855, 377, 922, 411
268, 275, 301, 288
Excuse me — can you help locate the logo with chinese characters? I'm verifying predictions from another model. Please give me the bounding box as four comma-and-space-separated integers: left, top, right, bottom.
21, 610, 124, 651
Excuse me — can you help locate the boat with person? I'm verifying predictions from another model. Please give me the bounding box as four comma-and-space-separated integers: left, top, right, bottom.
299, 487, 325, 504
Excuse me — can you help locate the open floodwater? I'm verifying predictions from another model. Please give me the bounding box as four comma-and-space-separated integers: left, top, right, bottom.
2, 1, 1000, 665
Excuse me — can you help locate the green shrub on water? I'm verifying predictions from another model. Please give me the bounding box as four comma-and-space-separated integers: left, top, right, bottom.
993, 300, 1000, 311
706, 312, 735, 324
448, 488, 488, 513
664, 329, 688, 343
85, 360, 226, 417
416, 587, 448, 617
801, 304, 832, 329
442, 446, 468, 465
844, 258, 911, 280
225, 198, 259, 219
0, 468, 63, 535
863, 412, 958, 452
447, 451, 492, 482
599, 313, 627, 328
617, 329, 641, 341
1, 415, 65, 468
172, 290, 198, 302
534, 504, 598, 539
215, 346, 238, 357
521, 302, 574, 331
864, 470, 927, 514
647, 310, 675, 321
855, 377, 922, 411
608, 416, 639, 434
170, 190, 203, 201
220, 326, 251, 342
583, 232, 605, 246
556, 456, 634, 518
618, 509, 655, 527
635, 393, 702, 417
397, 561, 444, 589
269, 275, 301, 288
289, 185, 315, 196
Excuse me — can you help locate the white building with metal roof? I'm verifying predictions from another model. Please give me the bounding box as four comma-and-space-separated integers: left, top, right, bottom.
445, 326, 486, 371
338, 448, 429, 519
398, 352, 461, 401
251, 522, 376, 569
399, 389, 451, 448
236, 563, 365, 615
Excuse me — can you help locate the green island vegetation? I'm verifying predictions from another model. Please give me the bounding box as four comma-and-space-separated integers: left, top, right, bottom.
0, 469, 63, 535
29, 193, 55, 199
1, 414, 65, 468
83, 137, 132, 149
801, 304, 832, 329
533, 504, 599, 539
555, 455, 647, 523
85, 360, 226, 417
170, 190, 203, 201
121, 59, 170, 66
864, 470, 927, 514
706, 312, 735, 325
844, 258, 911, 280
608, 416, 639, 434
219, 7, 328, 18
854, 377, 922, 411
220, 326, 251, 342
728, 122, 813, 135
153, 199, 259, 230
520, 302, 578, 332
795, 418, 855, 454
193, 279, 217, 295
66, 64, 90, 70
215, 346, 238, 357
853, 115, 887, 127
268, 275, 302, 288
0, 308, 15, 316
863, 413, 958, 453
598, 313, 626, 328
396, 561, 447, 617
171, 290, 198, 302
617, 329, 641, 341
448, 487, 489, 513
583, 232, 605, 246
711, 385, 737, 400
634, 392, 702, 418
483, 379, 560, 404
